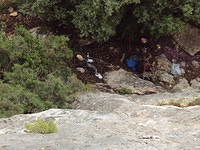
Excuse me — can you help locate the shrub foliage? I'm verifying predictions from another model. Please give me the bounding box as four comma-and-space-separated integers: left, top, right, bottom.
8, 0, 200, 41
25, 119, 58, 134
118, 88, 133, 95
0, 26, 88, 118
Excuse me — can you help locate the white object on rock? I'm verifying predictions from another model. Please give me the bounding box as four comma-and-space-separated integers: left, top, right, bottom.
171, 63, 182, 76
95, 73, 103, 79
76, 67, 85, 73
86, 53, 94, 63
87, 59, 94, 63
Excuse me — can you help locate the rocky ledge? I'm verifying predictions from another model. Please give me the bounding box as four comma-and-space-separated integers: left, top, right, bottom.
1, 92, 200, 150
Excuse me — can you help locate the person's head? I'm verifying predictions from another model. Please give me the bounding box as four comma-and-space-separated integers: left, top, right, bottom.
172, 59, 177, 63
76, 54, 84, 61
156, 44, 161, 49
140, 37, 148, 44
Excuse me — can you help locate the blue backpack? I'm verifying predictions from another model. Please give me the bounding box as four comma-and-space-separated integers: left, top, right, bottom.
125, 55, 139, 71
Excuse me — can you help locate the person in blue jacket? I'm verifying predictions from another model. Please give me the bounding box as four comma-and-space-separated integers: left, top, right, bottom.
125, 37, 152, 72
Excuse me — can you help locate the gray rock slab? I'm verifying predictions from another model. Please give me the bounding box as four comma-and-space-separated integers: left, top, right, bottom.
104, 69, 159, 94
174, 24, 200, 56
1, 92, 200, 150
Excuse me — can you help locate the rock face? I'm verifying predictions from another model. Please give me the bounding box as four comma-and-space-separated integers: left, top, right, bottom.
151, 55, 176, 86
154, 54, 172, 72
191, 78, 200, 90
1, 92, 200, 150
126, 91, 200, 105
192, 61, 200, 68
174, 24, 200, 56
173, 78, 190, 91
104, 69, 159, 94
157, 71, 175, 85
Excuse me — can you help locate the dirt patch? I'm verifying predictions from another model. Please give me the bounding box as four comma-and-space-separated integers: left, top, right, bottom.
0, 11, 43, 35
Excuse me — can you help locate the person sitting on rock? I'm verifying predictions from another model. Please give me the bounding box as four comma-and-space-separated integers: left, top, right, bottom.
138, 37, 153, 72
139, 37, 151, 53
125, 37, 151, 73
125, 54, 141, 72
75, 54, 103, 79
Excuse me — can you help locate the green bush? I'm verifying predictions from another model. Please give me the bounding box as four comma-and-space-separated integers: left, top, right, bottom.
0, 22, 6, 32
25, 119, 58, 134
4, 65, 89, 108
149, 16, 185, 37
18, 0, 72, 24
0, 25, 73, 75
0, 98, 24, 118
0, 82, 45, 117
118, 88, 133, 95
132, 0, 189, 37
72, 0, 132, 41
15, 0, 141, 41
13, 0, 200, 41
0, 26, 89, 118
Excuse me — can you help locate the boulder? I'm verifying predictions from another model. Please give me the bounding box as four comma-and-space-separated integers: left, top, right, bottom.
192, 61, 200, 68
151, 55, 176, 85
191, 78, 200, 91
157, 71, 175, 85
174, 24, 200, 56
173, 78, 190, 91
154, 54, 172, 72
104, 69, 158, 94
